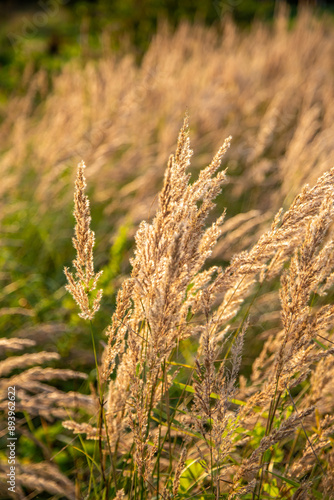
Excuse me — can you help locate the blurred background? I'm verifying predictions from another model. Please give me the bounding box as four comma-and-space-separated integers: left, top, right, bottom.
1, 0, 333, 103
1, 1, 334, 496
1, 0, 334, 394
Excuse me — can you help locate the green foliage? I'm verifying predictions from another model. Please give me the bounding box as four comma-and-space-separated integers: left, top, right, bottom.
100, 220, 132, 297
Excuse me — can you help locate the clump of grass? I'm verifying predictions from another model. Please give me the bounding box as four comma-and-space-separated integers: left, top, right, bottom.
63, 117, 334, 499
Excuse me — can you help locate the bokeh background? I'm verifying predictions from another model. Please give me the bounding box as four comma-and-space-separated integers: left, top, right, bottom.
1, 0, 334, 497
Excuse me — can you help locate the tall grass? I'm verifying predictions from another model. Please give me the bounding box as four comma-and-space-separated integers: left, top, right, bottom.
60, 117, 334, 499
1, 6, 334, 499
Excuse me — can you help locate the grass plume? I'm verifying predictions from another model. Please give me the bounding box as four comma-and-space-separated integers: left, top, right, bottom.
60, 117, 334, 499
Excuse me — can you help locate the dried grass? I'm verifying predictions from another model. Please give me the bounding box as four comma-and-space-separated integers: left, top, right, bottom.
61, 117, 334, 498
1, 9, 334, 254
2, 6, 334, 499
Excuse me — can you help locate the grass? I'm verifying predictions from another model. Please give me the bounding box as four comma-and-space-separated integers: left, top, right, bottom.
1, 5, 334, 499
58, 116, 334, 499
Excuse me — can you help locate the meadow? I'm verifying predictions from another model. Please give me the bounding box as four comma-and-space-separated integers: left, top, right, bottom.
1, 5, 334, 499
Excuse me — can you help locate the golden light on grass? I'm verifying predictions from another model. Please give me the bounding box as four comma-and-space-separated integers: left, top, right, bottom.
64, 160, 103, 320
60, 118, 334, 498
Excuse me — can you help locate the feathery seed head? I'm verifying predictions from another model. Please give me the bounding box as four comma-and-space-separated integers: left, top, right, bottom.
64, 161, 103, 320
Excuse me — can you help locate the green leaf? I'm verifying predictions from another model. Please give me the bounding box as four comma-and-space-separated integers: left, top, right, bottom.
266, 469, 300, 488
172, 381, 249, 407
168, 360, 194, 369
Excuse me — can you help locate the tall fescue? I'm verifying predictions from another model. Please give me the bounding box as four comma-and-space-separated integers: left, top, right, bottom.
61, 117, 334, 499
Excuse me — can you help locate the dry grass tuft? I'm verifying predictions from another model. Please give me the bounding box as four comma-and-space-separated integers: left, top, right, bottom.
61, 117, 334, 498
